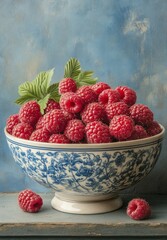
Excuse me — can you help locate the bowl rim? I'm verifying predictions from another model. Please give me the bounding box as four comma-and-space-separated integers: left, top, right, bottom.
4, 124, 165, 149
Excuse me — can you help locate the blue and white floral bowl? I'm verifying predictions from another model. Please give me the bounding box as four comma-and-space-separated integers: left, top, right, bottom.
5, 125, 165, 214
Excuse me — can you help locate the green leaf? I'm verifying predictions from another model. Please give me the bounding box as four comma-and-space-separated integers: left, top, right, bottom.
75, 71, 98, 87
38, 94, 51, 114
32, 68, 54, 97
47, 83, 60, 102
64, 58, 81, 79
16, 69, 54, 106
15, 95, 36, 105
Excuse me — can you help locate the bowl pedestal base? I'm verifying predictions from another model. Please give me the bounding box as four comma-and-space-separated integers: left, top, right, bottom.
51, 193, 123, 214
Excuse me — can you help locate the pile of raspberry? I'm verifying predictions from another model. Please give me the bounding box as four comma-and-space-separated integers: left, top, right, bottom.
6, 78, 162, 144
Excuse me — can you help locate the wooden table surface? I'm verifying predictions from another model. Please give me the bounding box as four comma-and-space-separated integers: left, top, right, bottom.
0, 193, 167, 239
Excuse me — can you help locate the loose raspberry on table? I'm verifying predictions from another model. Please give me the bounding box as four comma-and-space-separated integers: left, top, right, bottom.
18, 189, 43, 213
64, 119, 85, 142
49, 134, 71, 143
44, 99, 60, 114
6, 114, 20, 134
109, 115, 134, 141
30, 129, 50, 142
127, 198, 151, 220
58, 78, 77, 94
85, 121, 111, 143
115, 86, 137, 106
19, 100, 42, 126
12, 123, 33, 140
105, 102, 129, 121
60, 92, 84, 113
127, 125, 148, 140
146, 121, 162, 136
91, 82, 111, 96
98, 89, 120, 106
76, 85, 97, 104
42, 109, 67, 134
81, 102, 106, 124
129, 104, 153, 127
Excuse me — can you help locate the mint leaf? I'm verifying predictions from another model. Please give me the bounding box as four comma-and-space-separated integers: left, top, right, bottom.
64, 58, 81, 79
38, 94, 50, 114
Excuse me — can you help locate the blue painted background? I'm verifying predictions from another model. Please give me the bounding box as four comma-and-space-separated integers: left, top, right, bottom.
0, 0, 167, 193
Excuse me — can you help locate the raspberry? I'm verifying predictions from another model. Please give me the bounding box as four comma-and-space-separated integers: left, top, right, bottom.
91, 82, 110, 95
12, 123, 33, 140
109, 115, 134, 141
19, 100, 42, 126
127, 125, 148, 140
30, 129, 50, 142
98, 89, 120, 106
105, 102, 129, 121
49, 134, 71, 143
81, 102, 106, 124
44, 99, 60, 113
85, 121, 111, 143
76, 85, 97, 104
43, 109, 67, 134
115, 86, 137, 106
18, 189, 43, 213
58, 78, 77, 94
146, 121, 162, 136
64, 119, 85, 142
129, 104, 153, 127
35, 116, 44, 130
127, 198, 151, 220
62, 110, 77, 121
60, 92, 84, 113
6, 114, 20, 134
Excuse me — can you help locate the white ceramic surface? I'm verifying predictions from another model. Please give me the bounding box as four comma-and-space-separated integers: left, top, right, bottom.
4, 125, 165, 214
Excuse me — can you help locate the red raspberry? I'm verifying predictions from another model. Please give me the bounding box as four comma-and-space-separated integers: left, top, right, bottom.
60, 92, 84, 113
98, 89, 120, 106
49, 134, 71, 143
43, 109, 67, 134
81, 102, 106, 124
91, 82, 110, 95
19, 100, 42, 126
109, 115, 134, 141
85, 121, 111, 143
62, 110, 77, 121
129, 104, 153, 127
35, 116, 44, 130
6, 114, 20, 134
115, 86, 137, 106
12, 123, 33, 140
127, 125, 148, 140
44, 99, 60, 113
30, 129, 50, 142
18, 189, 43, 213
146, 121, 162, 136
64, 119, 85, 142
127, 198, 151, 220
76, 85, 97, 104
105, 102, 129, 121
58, 78, 77, 94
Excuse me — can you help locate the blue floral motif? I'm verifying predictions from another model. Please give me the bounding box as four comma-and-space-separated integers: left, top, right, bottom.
7, 140, 162, 195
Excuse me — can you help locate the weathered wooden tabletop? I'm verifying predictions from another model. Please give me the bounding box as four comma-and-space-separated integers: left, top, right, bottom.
0, 193, 167, 239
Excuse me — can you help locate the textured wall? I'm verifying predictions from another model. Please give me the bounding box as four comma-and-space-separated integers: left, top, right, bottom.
0, 0, 167, 193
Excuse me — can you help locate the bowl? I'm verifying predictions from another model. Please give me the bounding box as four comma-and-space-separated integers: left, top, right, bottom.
4, 125, 165, 214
